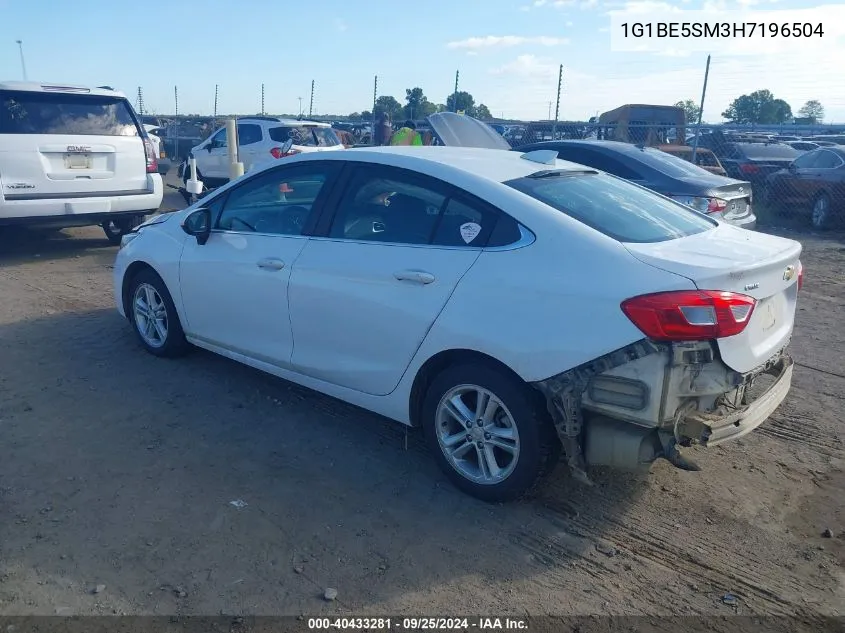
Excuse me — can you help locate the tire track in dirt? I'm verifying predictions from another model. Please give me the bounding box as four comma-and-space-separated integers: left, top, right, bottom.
759, 413, 843, 458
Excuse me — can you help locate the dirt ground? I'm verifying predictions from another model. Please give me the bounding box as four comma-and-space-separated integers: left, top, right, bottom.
0, 182, 843, 619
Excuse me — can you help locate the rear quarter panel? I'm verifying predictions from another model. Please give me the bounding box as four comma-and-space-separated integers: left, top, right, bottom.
409, 195, 699, 383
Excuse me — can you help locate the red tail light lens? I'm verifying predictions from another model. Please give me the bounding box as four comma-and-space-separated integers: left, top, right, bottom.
621, 290, 757, 341
143, 138, 158, 173
270, 147, 301, 159
797, 261, 804, 291
738, 163, 759, 174
706, 198, 727, 213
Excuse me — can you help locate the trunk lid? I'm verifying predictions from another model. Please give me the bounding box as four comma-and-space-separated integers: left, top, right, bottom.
708, 180, 753, 221
0, 87, 148, 199
624, 224, 802, 374
427, 112, 512, 150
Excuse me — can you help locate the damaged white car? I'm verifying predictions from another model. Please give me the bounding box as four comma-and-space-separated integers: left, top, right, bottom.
113, 113, 802, 502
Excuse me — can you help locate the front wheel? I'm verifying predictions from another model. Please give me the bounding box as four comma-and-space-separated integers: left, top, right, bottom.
421, 363, 560, 502
811, 192, 833, 230
127, 268, 189, 358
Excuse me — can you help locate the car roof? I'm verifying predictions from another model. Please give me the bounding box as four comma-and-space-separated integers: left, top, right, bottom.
273, 146, 594, 183
0, 81, 127, 98
656, 144, 713, 153
239, 116, 331, 127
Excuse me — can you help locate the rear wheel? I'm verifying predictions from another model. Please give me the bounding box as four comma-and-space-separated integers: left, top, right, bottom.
421, 363, 560, 502
102, 215, 143, 245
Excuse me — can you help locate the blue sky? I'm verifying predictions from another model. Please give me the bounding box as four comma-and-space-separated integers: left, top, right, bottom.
2, 0, 844, 121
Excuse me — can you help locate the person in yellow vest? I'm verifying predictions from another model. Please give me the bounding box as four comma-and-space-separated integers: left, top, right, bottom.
390, 120, 423, 146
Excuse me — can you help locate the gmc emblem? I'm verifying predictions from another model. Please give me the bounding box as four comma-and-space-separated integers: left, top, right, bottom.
66, 145, 91, 153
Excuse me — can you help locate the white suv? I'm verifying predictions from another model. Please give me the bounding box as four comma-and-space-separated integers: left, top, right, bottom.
0, 82, 163, 244
185, 117, 344, 188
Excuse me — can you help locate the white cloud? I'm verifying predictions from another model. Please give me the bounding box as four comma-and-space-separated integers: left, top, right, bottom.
333, 18, 348, 32
446, 35, 569, 50
566, 20, 574, 26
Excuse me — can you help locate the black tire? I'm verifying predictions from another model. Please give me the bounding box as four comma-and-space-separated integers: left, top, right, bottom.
811, 192, 833, 230
126, 268, 190, 358
102, 215, 143, 246
421, 363, 560, 503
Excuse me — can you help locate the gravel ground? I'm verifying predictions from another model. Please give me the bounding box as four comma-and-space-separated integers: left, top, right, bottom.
0, 180, 843, 619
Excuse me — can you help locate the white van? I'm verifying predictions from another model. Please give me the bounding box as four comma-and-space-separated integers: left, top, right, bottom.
0, 82, 163, 244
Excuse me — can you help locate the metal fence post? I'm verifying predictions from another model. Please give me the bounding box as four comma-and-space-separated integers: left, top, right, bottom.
690, 54, 711, 164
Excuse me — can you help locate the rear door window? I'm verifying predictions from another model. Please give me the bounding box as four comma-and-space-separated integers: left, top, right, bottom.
0, 90, 140, 136
506, 172, 715, 243
268, 126, 340, 147
237, 123, 263, 145
813, 149, 843, 169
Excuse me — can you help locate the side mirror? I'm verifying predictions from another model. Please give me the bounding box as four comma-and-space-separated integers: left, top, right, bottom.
182, 207, 211, 245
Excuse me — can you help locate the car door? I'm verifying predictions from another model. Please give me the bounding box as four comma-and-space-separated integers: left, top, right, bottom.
178, 162, 340, 365
234, 123, 264, 172
288, 164, 497, 396
803, 149, 843, 201
201, 128, 229, 179
777, 150, 821, 205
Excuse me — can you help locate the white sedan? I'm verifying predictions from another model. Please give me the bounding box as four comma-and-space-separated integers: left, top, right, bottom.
113, 143, 802, 502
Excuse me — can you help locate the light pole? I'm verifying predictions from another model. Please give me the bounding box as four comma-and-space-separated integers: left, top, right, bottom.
298, 97, 303, 117
15, 40, 28, 81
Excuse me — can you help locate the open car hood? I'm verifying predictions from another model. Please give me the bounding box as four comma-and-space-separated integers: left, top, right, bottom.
427, 112, 512, 150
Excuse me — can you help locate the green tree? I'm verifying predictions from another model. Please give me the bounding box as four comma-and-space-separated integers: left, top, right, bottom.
348, 111, 361, 120
404, 87, 433, 120
674, 99, 701, 124
474, 104, 492, 120
722, 90, 792, 124
360, 110, 372, 120
798, 99, 824, 123
446, 91, 476, 115
374, 95, 403, 121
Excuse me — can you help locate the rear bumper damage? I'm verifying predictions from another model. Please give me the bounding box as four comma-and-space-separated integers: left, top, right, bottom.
533, 340, 793, 482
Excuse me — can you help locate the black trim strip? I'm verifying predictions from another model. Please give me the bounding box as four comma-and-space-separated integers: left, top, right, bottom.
3, 189, 152, 201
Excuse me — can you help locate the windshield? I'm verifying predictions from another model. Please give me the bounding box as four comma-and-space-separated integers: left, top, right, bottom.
734, 143, 800, 160
268, 126, 340, 147
0, 90, 140, 136
506, 172, 716, 243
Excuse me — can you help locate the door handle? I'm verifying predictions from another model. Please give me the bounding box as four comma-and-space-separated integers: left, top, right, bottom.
257, 258, 285, 271
393, 270, 435, 284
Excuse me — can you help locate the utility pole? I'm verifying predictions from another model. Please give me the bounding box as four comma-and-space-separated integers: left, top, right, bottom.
309, 80, 315, 117
213, 84, 219, 119
372, 75, 378, 146
452, 70, 459, 112
552, 64, 562, 139
174, 86, 179, 162
298, 97, 303, 117
15, 40, 27, 81
548, 102, 552, 120
690, 54, 711, 164
261, 83, 265, 115
136, 87, 145, 116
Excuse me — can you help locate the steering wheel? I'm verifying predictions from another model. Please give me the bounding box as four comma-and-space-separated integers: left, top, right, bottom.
230, 217, 257, 232
284, 206, 310, 231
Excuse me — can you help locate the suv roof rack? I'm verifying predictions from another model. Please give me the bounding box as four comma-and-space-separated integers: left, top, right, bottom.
238, 115, 282, 122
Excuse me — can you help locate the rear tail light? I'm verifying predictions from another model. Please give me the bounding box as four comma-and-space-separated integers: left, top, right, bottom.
270, 147, 301, 159
143, 138, 158, 173
621, 290, 757, 341
738, 163, 760, 174
797, 261, 804, 291
667, 195, 727, 214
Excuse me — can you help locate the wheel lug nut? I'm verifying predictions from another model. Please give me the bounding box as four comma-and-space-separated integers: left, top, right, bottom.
476, 441, 484, 448
484, 432, 491, 440
476, 420, 483, 427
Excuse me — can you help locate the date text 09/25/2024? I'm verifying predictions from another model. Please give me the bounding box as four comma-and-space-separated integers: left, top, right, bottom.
307, 617, 529, 630
619, 22, 824, 38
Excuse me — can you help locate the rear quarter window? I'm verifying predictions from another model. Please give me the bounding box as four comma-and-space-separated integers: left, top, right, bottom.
506, 172, 716, 243
0, 90, 140, 136
268, 126, 340, 147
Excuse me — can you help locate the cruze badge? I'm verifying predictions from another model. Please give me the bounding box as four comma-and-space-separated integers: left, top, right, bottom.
783, 265, 796, 282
